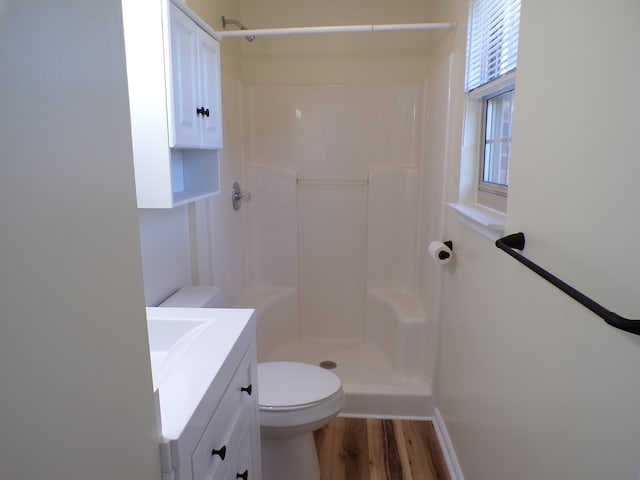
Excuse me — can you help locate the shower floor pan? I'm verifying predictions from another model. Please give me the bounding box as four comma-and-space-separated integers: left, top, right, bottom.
263, 338, 433, 418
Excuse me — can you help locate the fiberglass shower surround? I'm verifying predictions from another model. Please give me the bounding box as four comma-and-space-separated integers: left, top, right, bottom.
216, 14, 455, 418
234, 83, 441, 417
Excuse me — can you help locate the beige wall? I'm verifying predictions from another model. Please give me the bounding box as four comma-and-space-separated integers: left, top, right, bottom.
0, 2, 160, 479
435, 0, 640, 478
240, 0, 433, 84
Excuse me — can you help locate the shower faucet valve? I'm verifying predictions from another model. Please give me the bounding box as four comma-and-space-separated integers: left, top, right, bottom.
232, 182, 251, 211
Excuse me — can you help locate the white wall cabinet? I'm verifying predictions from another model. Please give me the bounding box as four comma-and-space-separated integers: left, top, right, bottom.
167, 2, 223, 150
122, 0, 223, 209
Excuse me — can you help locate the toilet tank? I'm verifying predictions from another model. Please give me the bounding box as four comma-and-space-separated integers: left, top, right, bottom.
158, 286, 221, 308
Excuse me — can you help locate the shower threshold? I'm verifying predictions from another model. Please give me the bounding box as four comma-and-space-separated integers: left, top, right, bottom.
263, 338, 433, 418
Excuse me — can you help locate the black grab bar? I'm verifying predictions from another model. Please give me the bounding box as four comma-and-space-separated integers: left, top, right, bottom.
495, 233, 640, 336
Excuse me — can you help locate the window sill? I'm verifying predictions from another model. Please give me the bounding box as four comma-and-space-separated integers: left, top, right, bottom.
446, 202, 506, 241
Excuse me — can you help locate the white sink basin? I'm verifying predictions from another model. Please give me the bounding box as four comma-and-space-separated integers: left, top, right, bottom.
148, 318, 208, 352
145, 306, 255, 440
147, 318, 210, 388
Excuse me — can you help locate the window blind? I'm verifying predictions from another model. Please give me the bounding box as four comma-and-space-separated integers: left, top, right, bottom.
465, 0, 521, 92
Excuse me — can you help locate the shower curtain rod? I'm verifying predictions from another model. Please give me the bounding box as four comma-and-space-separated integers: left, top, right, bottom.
218, 22, 456, 39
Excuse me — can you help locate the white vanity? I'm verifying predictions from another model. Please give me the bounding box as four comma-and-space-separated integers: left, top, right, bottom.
147, 307, 261, 480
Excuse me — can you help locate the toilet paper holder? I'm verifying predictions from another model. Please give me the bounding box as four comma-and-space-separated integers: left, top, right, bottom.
428, 240, 454, 264
441, 241, 453, 259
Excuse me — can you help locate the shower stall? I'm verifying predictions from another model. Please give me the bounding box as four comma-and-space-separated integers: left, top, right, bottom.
130, 2, 457, 419
232, 76, 452, 417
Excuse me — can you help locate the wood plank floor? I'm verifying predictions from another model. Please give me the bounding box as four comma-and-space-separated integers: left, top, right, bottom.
314, 417, 450, 480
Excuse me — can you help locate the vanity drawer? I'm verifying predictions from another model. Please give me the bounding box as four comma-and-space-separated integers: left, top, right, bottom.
191, 347, 256, 480
224, 417, 257, 480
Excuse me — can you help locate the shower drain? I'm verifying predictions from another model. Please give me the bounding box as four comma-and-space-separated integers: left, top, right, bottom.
319, 360, 337, 369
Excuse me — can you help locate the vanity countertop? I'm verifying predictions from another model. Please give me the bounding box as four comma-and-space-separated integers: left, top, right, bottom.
146, 307, 256, 440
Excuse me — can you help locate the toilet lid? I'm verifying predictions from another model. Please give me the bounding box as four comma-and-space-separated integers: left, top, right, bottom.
258, 362, 342, 409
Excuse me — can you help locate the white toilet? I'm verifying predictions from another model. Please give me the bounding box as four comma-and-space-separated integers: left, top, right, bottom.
159, 286, 345, 480
258, 361, 344, 480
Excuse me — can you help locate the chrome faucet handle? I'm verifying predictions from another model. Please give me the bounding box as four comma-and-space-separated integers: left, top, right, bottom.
232, 182, 251, 211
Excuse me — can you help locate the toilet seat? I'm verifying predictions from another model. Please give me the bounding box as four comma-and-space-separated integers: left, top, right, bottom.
258, 361, 342, 411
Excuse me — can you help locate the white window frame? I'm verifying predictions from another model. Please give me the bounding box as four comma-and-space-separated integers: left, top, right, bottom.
464, 0, 520, 212
473, 73, 516, 200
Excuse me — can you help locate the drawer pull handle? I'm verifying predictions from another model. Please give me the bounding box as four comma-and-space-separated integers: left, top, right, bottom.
236, 470, 248, 480
211, 445, 227, 460
241, 384, 252, 396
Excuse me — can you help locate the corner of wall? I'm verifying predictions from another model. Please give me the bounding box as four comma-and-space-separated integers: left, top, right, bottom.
433, 407, 465, 480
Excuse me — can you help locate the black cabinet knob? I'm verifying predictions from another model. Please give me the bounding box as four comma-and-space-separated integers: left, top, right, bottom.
240, 384, 252, 396
236, 470, 248, 480
211, 445, 226, 460
196, 107, 210, 117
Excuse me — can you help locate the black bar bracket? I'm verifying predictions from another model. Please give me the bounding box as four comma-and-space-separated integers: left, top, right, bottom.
495, 232, 640, 336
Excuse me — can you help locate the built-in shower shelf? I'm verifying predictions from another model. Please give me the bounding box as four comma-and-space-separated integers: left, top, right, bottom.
297, 178, 369, 186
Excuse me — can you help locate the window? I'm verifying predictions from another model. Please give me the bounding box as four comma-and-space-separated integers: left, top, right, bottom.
480, 88, 514, 195
465, 0, 521, 206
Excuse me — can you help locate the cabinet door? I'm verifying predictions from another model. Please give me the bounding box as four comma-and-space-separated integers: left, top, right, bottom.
197, 31, 223, 149
168, 2, 200, 148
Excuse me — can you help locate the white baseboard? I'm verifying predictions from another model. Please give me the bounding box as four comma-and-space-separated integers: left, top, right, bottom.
433, 407, 464, 480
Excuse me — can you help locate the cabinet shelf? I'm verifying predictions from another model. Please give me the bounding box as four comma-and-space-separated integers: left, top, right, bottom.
172, 190, 218, 207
